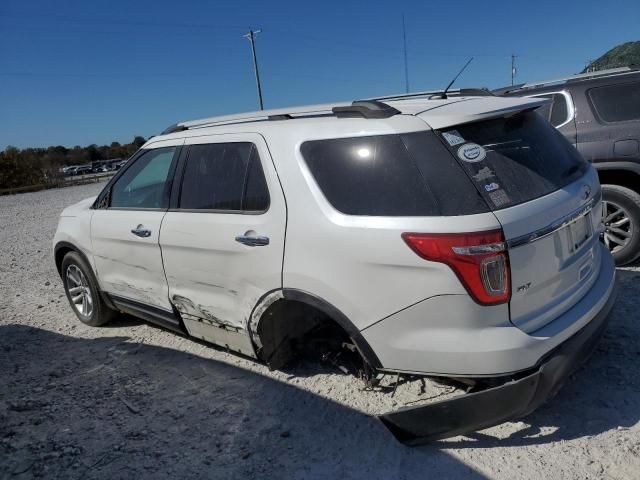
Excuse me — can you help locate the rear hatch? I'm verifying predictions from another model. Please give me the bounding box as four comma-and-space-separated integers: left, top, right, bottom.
436, 110, 602, 333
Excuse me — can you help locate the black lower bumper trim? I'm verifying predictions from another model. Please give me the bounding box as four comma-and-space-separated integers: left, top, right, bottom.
379, 284, 616, 445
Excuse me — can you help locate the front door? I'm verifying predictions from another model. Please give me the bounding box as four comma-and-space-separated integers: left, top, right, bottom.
159, 133, 286, 351
91, 142, 181, 311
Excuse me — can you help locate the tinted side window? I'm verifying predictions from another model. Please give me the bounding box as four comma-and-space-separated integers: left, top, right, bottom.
532, 93, 569, 127
549, 94, 569, 127
301, 135, 436, 216
588, 82, 640, 122
110, 147, 176, 209
301, 133, 488, 216
179, 142, 269, 212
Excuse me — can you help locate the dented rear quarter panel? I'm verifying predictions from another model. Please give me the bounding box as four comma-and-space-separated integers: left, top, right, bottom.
260, 117, 502, 332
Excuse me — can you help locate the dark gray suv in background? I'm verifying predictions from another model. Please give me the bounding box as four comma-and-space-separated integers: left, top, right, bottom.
496, 66, 640, 265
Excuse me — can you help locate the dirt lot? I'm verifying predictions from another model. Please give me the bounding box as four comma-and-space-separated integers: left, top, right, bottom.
1, 181, 639, 479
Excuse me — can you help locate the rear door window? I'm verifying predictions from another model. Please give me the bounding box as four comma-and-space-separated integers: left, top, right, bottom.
179, 142, 269, 212
438, 111, 588, 210
300, 131, 488, 216
588, 81, 640, 123
549, 94, 569, 126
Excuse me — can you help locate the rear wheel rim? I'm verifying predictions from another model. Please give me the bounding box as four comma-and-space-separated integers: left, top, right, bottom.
66, 264, 93, 317
602, 200, 633, 254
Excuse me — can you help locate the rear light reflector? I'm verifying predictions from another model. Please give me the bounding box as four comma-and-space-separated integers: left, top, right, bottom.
402, 229, 510, 305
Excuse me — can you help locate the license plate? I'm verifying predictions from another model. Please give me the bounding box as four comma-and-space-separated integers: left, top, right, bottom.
568, 213, 592, 253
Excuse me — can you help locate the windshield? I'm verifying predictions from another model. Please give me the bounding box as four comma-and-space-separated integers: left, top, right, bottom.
437, 110, 589, 210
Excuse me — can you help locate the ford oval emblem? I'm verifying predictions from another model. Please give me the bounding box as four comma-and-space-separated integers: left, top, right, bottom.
582, 185, 591, 200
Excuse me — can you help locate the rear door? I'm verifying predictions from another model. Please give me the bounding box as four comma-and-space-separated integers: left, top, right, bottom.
584, 80, 640, 162
91, 141, 181, 310
159, 133, 286, 345
438, 111, 602, 333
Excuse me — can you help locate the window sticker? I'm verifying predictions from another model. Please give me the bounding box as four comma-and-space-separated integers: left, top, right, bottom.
484, 182, 500, 192
472, 166, 495, 182
457, 143, 486, 163
488, 189, 511, 207
442, 130, 466, 146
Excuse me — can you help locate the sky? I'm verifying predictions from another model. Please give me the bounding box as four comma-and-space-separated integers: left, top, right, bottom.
1, 0, 638, 149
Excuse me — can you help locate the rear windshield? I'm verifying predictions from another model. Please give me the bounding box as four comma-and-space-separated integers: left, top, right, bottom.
300, 131, 489, 216
437, 111, 588, 210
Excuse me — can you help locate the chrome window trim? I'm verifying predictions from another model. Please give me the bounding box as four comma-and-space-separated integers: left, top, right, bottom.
529, 90, 575, 129
507, 191, 601, 249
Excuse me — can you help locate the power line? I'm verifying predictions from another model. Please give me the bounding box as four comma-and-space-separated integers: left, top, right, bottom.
244, 29, 264, 110
0, 12, 246, 30
0, 71, 228, 78
267, 27, 513, 58
0, 13, 519, 59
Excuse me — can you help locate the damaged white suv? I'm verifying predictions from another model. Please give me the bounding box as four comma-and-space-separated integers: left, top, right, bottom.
54, 90, 616, 443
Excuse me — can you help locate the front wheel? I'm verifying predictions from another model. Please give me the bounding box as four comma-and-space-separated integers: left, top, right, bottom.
601, 184, 640, 266
62, 251, 115, 326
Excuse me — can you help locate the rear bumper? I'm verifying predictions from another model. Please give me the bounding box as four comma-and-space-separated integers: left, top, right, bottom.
362, 244, 617, 376
379, 276, 616, 443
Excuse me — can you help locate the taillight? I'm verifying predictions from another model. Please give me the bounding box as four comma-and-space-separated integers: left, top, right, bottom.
401, 229, 510, 305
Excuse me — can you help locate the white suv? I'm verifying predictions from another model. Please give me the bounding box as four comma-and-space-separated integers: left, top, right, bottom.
53, 90, 616, 442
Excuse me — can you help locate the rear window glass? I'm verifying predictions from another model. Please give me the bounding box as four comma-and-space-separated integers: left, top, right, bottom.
588, 82, 640, 123
534, 100, 552, 122
300, 132, 488, 216
438, 111, 588, 210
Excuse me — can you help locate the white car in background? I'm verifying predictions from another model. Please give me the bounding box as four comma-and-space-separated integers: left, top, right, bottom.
53, 90, 616, 443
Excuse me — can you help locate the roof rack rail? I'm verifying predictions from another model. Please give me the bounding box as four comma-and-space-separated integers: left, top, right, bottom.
495, 65, 640, 94
332, 100, 401, 119
161, 123, 188, 135
160, 102, 344, 134
268, 114, 293, 121
160, 98, 405, 135
492, 84, 525, 96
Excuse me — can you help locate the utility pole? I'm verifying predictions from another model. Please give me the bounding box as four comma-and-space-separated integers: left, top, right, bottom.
402, 14, 410, 93
585, 59, 594, 73
511, 54, 517, 86
244, 29, 264, 110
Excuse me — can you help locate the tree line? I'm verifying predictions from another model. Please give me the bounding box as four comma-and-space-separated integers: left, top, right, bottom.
0, 136, 146, 190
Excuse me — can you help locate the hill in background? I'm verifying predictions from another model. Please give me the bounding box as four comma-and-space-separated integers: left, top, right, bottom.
583, 41, 640, 72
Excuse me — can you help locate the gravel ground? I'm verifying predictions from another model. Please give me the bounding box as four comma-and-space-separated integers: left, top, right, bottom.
1, 182, 639, 479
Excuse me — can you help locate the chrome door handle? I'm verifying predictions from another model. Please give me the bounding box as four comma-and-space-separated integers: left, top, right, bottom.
131, 224, 152, 238
235, 233, 269, 247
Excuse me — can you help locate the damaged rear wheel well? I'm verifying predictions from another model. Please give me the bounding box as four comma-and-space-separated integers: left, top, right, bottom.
251, 291, 382, 375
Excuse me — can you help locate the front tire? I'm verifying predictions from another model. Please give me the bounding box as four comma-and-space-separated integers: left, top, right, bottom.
601, 184, 640, 266
62, 251, 115, 326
